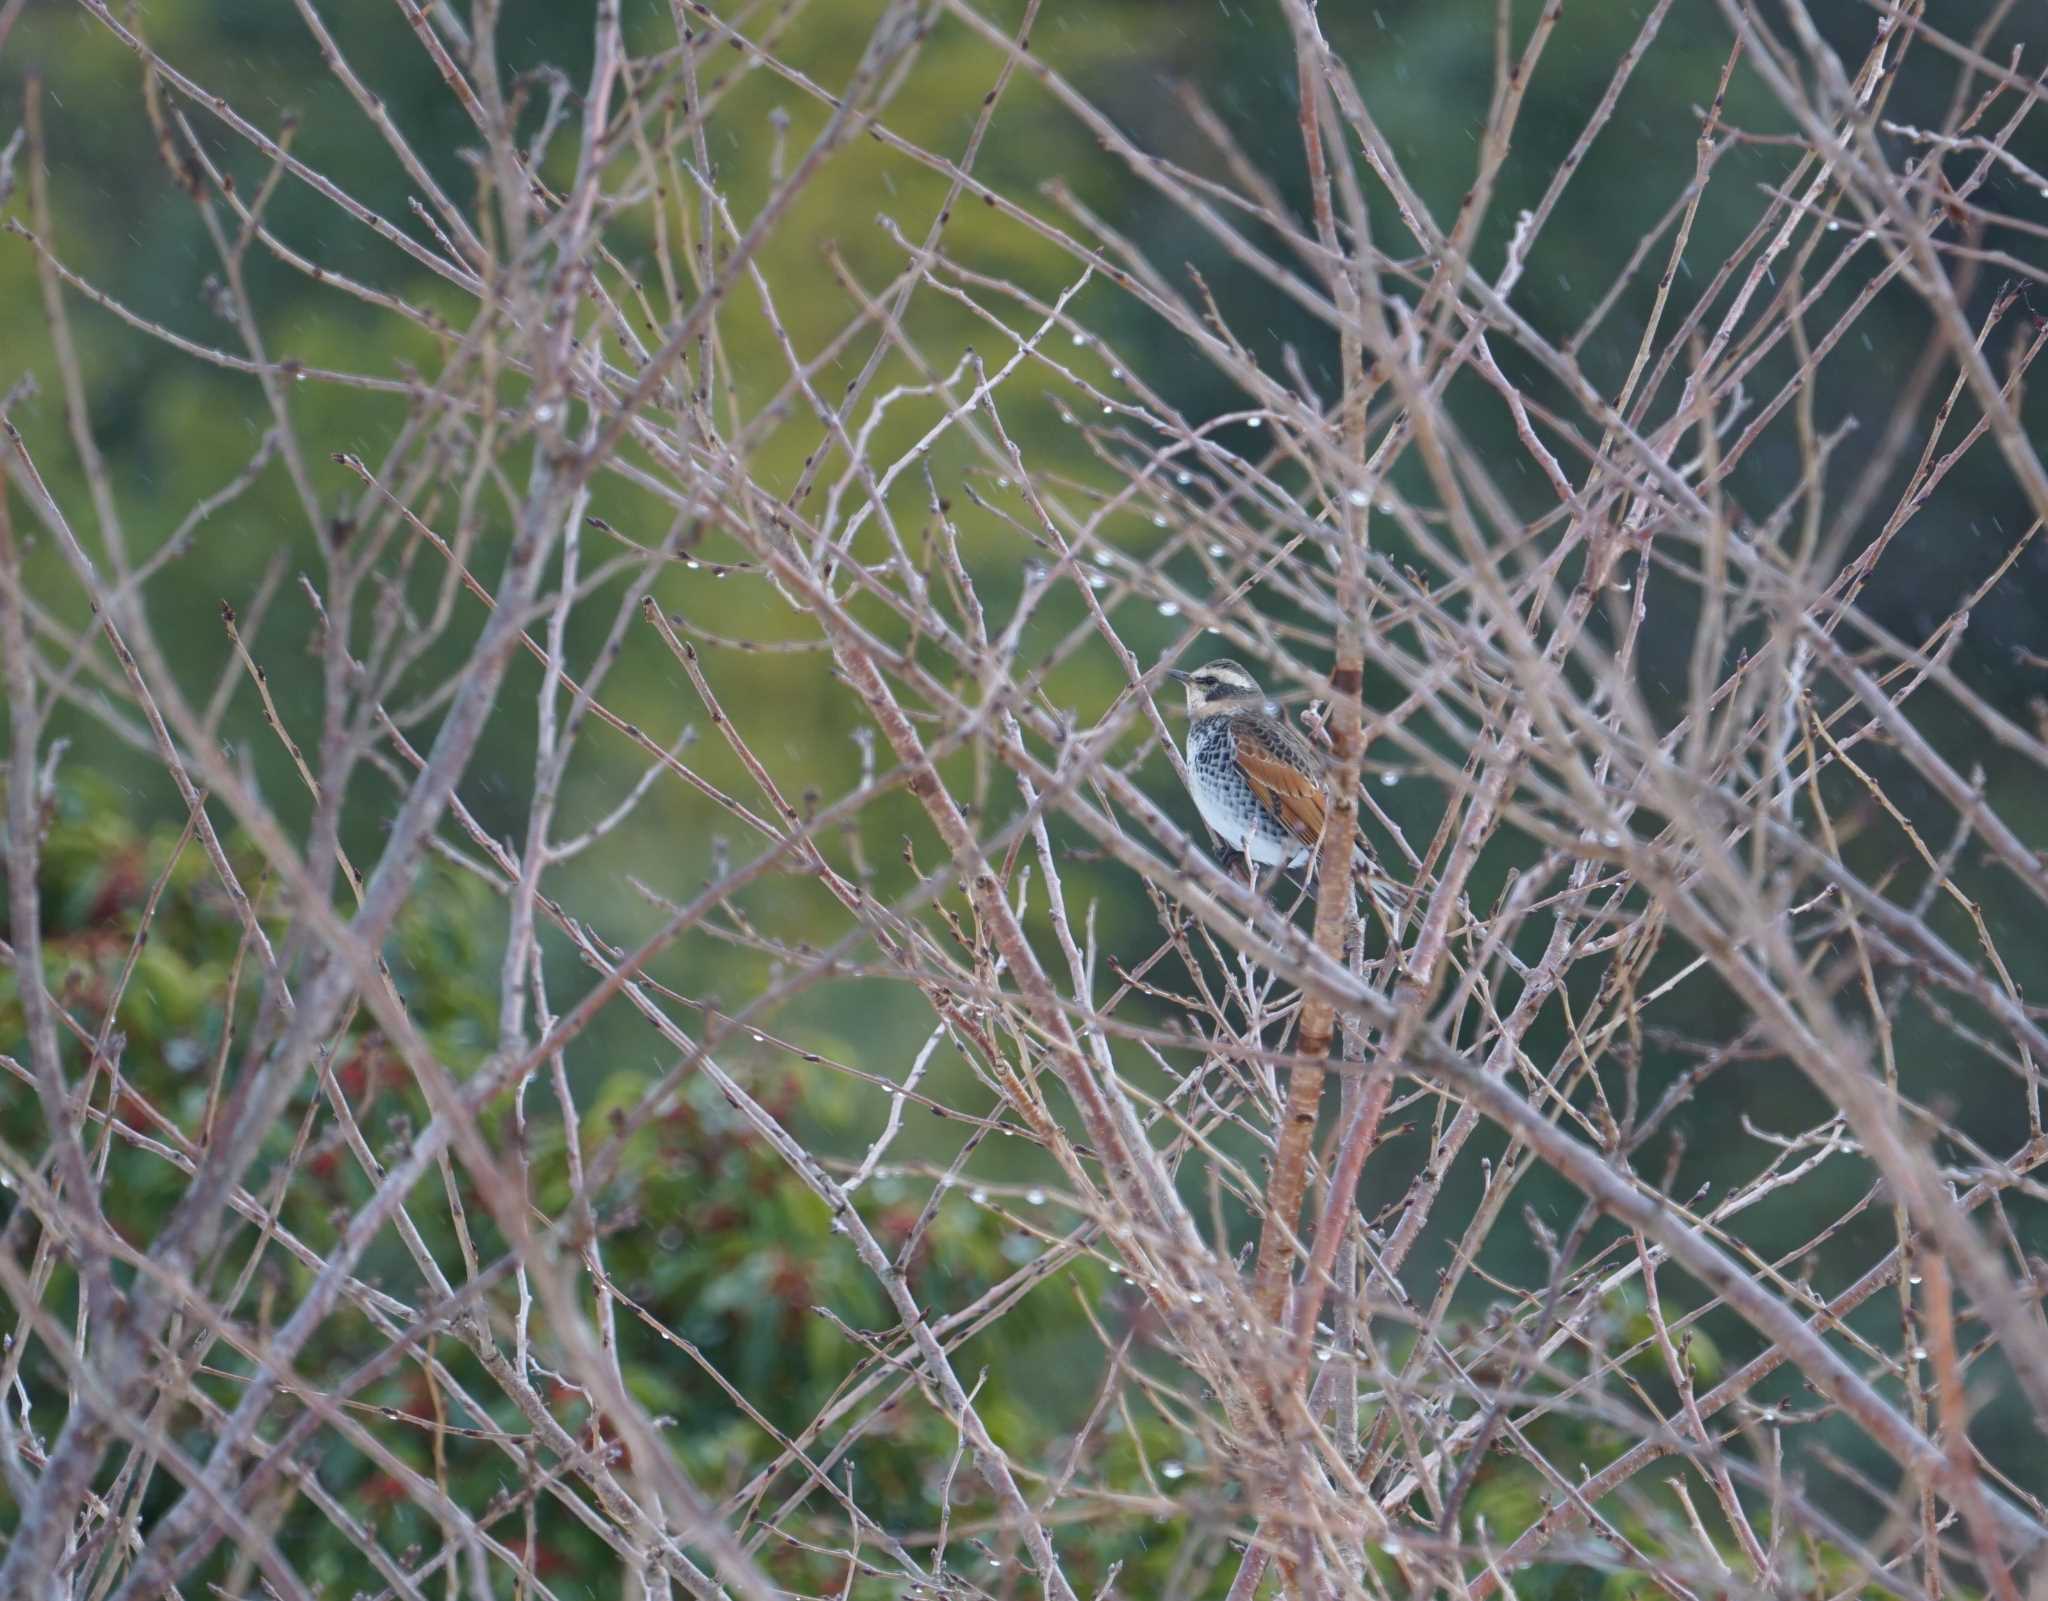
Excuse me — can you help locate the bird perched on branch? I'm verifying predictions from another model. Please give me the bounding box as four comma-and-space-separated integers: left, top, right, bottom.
1166, 659, 1395, 906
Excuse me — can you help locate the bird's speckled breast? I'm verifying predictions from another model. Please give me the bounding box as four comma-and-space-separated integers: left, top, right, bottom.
1185, 717, 1306, 867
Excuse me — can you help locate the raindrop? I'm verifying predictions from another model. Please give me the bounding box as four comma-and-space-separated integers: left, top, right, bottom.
1207, 543, 1226, 558
1827, 220, 1841, 232
996, 476, 1011, 489
1152, 515, 1168, 528
1911, 1345, 1928, 1361
1087, 573, 1108, 590
534, 403, 556, 421
1346, 489, 1369, 507
1175, 471, 1194, 486
1245, 417, 1264, 429
1026, 1187, 1046, 1205
970, 1188, 989, 1204
1156, 601, 1182, 617
750, 1031, 766, 1043
1102, 404, 1114, 414
1315, 1348, 1332, 1362
1070, 331, 1090, 347
1161, 1460, 1187, 1481
1188, 1292, 1206, 1306
1379, 772, 1399, 788
1908, 1272, 1923, 1285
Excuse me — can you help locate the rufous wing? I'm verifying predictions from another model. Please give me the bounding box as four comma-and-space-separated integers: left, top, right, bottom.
1232, 737, 1328, 854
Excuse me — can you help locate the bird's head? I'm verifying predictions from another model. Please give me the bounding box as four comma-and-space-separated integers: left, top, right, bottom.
1165, 658, 1265, 717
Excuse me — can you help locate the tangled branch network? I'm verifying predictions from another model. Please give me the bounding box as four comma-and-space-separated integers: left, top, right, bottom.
4, 0, 2048, 1597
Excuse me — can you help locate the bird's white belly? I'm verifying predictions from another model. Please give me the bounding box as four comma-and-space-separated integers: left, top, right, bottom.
1186, 736, 1305, 867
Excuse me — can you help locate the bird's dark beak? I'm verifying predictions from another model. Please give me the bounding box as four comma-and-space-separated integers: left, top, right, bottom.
1165, 668, 1193, 685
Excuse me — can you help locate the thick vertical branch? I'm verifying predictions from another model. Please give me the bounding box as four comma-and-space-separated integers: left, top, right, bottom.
0, 458, 116, 1345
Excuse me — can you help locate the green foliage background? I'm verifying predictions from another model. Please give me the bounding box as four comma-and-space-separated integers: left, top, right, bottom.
5, 0, 2048, 1593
